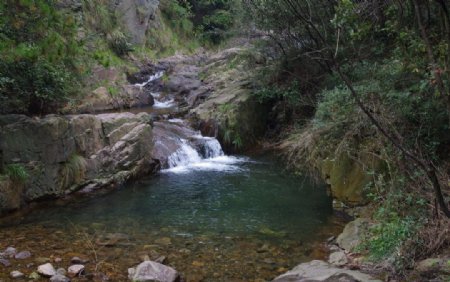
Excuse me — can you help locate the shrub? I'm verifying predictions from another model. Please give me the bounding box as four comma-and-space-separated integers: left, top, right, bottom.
0, 0, 81, 114
4, 164, 28, 183
60, 154, 87, 189
108, 29, 133, 57
0, 58, 74, 114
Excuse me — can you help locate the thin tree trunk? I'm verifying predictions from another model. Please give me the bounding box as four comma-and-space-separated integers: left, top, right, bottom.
334, 63, 450, 218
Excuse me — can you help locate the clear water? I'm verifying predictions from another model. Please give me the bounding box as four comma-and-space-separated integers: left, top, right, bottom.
0, 155, 343, 281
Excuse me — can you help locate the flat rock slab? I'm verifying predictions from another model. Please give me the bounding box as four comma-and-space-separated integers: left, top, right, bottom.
272, 260, 382, 282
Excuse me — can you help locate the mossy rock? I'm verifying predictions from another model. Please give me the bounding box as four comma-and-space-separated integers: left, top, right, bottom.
321, 151, 383, 206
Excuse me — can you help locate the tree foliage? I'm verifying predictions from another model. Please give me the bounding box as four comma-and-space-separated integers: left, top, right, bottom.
0, 0, 80, 114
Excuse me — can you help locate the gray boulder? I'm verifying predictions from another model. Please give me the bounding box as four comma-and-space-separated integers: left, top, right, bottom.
37, 263, 56, 277
272, 260, 381, 282
336, 218, 370, 251
128, 260, 179, 282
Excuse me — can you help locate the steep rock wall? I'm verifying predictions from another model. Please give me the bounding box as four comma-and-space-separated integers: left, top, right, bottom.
0, 113, 158, 214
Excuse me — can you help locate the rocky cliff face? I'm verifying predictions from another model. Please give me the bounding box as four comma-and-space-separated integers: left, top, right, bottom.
0, 113, 158, 214
115, 0, 160, 44
58, 0, 160, 44
156, 48, 270, 152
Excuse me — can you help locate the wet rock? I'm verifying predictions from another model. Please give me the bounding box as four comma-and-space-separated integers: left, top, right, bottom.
328, 251, 348, 267
10, 270, 25, 279
37, 263, 56, 277
50, 274, 71, 282
15, 250, 31, 259
35, 257, 51, 264
96, 233, 131, 247
54, 257, 62, 263
128, 260, 179, 282
56, 268, 67, 275
272, 260, 382, 282
155, 237, 172, 246
257, 244, 270, 253
29, 271, 40, 280
70, 256, 88, 264
192, 260, 205, 267
3, 246, 17, 258
68, 264, 85, 277
0, 258, 11, 267
336, 218, 370, 251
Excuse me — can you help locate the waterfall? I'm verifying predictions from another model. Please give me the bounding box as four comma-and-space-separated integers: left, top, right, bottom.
162, 133, 244, 173
134, 71, 164, 88
168, 140, 202, 168
195, 136, 224, 159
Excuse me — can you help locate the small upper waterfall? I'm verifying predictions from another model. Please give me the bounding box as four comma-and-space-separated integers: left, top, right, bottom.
131, 70, 244, 173
134, 71, 164, 88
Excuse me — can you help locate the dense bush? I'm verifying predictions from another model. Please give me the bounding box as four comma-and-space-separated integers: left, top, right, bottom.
0, 0, 80, 114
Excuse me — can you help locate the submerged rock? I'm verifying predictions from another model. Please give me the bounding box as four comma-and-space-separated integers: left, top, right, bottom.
0, 258, 11, 267
15, 250, 31, 260
128, 260, 179, 282
68, 264, 85, 277
50, 274, 71, 282
3, 246, 17, 258
29, 272, 40, 280
10, 270, 24, 279
272, 260, 382, 282
37, 263, 56, 277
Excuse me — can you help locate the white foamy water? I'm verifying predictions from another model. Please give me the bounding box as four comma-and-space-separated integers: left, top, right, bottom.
163, 155, 247, 174
163, 135, 247, 174
134, 71, 164, 88
167, 140, 202, 168
168, 118, 184, 123
153, 98, 175, 108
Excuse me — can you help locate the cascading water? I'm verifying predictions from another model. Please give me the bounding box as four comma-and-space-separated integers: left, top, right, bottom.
134, 71, 164, 88
167, 140, 203, 167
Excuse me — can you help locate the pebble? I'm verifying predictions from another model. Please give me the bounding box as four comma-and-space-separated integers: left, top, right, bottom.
155, 256, 167, 264
37, 262, 56, 277
3, 247, 17, 258
35, 257, 51, 264
29, 271, 40, 280
10, 270, 24, 279
68, 264, 85, 277
56, 268, 67, 275
54, 257, 62, 263
192, 260, 205, 267
15, 250, 32, 260
50, 274, 71, 282
0, 258, 11, 267
70, 256, 88, 264
155, 237, 172, 245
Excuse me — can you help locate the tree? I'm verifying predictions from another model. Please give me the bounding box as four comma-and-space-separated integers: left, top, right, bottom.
245, 0, 450, 217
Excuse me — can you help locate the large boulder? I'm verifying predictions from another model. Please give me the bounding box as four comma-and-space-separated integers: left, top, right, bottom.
0, 112, 158, 214
336, 218, 370, 252
272, 260, 382, 282
128, 260, 179, 282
